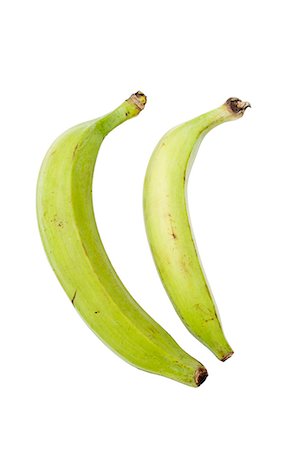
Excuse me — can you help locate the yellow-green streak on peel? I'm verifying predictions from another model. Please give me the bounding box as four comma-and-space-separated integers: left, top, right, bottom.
36, 92, 208, 387
143, 98, 250, 361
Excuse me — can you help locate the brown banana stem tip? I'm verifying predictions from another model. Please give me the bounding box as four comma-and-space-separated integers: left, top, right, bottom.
194, 366, 208, 386
226, 97, 251, 115
127, 91, 147, 111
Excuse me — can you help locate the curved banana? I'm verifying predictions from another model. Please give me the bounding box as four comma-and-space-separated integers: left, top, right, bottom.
143, 98, 250, 361
36, 92, 208, 387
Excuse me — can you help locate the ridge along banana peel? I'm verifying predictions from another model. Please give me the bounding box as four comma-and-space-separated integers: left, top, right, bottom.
143, 98, 250, 361
36, 92, 208, 387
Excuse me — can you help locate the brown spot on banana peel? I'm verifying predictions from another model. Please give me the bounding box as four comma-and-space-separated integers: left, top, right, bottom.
168, 214, 178, 240
51, 214, 64, 229
71, 290, 77, 305
72, 144, 79, 160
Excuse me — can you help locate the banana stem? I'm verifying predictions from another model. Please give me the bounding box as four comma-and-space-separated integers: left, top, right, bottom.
225, 97, 251, 115
99, 91, 147, 136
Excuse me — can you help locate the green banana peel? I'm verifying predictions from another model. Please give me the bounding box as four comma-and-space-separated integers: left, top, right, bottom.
36, 92, 208, 387
143, 98, 250, 361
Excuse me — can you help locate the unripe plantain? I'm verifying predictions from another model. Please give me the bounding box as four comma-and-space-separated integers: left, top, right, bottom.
143, 98, 250, 361
36, 92, 208, 387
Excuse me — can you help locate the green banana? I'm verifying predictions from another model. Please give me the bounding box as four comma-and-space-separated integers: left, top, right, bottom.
36, 92, 208, 387
143, 98, 250, 361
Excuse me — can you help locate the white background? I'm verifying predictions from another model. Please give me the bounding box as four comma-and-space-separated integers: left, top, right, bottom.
1, 1, 298, 448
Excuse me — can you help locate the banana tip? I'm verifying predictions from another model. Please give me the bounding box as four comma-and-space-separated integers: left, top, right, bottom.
221, 350, 234, 362
195, 366, 208, 386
